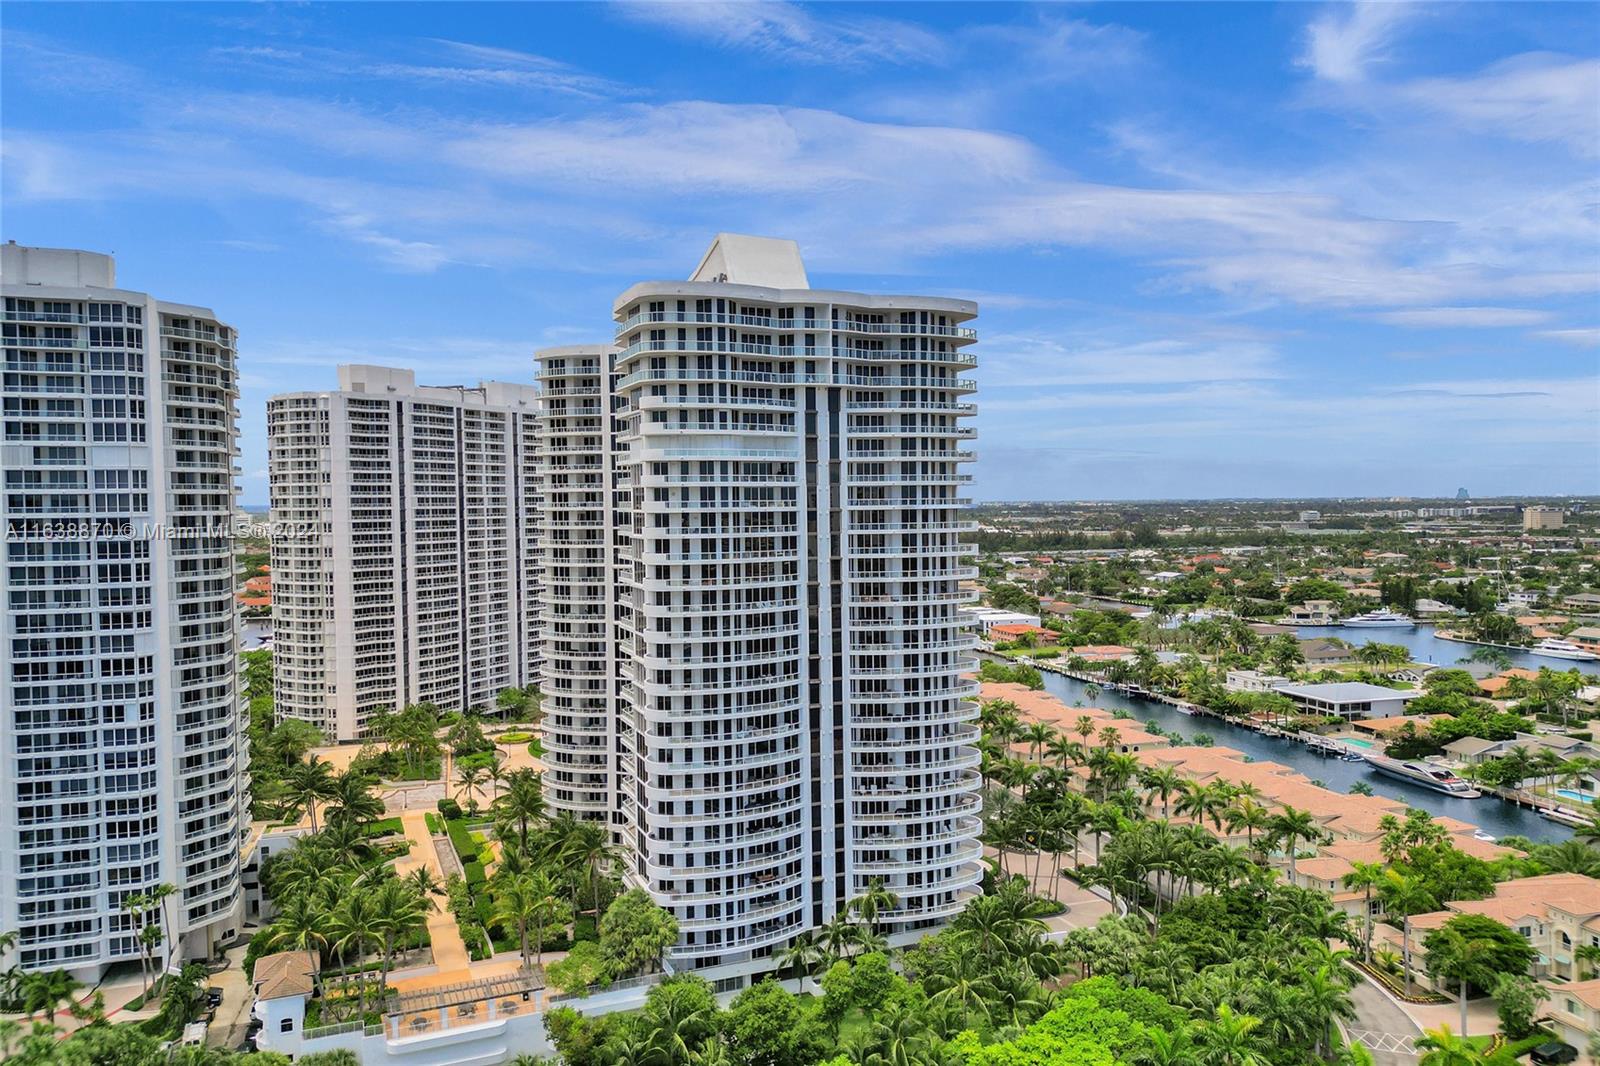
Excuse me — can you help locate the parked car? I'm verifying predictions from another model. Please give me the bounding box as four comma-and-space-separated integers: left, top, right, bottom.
205, 988, 223, 1009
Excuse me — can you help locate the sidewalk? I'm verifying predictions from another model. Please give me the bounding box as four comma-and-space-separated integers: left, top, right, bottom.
395, 811, 470, 975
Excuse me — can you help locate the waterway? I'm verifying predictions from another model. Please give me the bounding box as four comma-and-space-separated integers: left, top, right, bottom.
1035, 671, 1574, 844
1294, 622, 1600, 677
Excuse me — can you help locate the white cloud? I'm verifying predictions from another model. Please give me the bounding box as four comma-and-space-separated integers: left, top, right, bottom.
1373, 306, 1552, 328
1533, 328, 1600, 348
1300, 3, 1419, 83
1401, 54, 1600, 157
615, 1, 949, 67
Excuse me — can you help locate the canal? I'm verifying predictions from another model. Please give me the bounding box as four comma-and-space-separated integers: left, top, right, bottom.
1295, 622, 1600, 678
1035, 670, 1575, 843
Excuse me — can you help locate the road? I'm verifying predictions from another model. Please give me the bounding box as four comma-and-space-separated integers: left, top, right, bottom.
1348, 972, 1423, 1065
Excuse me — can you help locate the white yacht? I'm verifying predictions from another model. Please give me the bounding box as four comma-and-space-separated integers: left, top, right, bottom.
1342, 610, 1417, 629
1531, 638, 1600, 662
1362, 753, 1481, 797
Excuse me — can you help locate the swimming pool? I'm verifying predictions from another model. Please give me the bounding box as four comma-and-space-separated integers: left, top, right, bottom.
1340, 737, 1376, 750
1556, 788, 1597, 803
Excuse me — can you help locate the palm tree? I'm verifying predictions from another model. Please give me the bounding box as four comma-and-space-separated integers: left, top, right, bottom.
1138, 1025, 1201, 1066
1298, 962, 1358, 1057
326, 770, 384, 829
1378, 870, 1438, 996
20, 969, 80, 1023
820, 914, 859, 963
267, 894, 329, 957
1022, 722, 1055, 763
1415, 1025, 1489, 1066
1076, 714, 1097, 750
286, 754, 337, 833
501, 769, 545, 847
327, 891, 380, 1017
147, 883, 177, 976
527, 871, 569, 966
561, 820, 621, 920
405, 866, 443, 904
1194, 1004, 1267, 1066
483, 757, 506, 807
848, 878, 900, 940
373, 879, 426, 996
1224, 798, 1272, 855
1425, 924, 1500, 1038
1266, 806, 1326, 880
1141, 766, 1185, 818
1342, 861, 1386, 961
776, 930, 824, 993
121, 892, 153, 996
493, 875, 543, 973
454, 764, 486, 811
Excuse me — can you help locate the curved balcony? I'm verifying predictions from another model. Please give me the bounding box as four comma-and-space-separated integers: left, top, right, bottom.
853, 790, 982, 823
851, 770, 982, 802
670, 916, 809, 960
644, 770, 803, 804
648, 792, 804, 828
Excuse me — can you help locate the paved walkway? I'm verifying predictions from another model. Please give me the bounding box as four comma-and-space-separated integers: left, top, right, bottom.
207, 942, 255, 1049
395, 811, 470, 975
986, 846, 1113, 932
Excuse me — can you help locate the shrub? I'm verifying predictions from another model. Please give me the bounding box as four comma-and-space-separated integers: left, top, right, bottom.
242, 927, 276, 980
436, 798, 462, 820
445, 818, 478, 864
464, 860, 487, 885
424, 812, 443, 835
497, 731, 534, 743
363, 817, 403, 837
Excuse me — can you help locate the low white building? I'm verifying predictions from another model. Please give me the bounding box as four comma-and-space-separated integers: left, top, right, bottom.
1273, 682, 1422, 721
1225, 669, 1292, 693
966, 606, 1043, 635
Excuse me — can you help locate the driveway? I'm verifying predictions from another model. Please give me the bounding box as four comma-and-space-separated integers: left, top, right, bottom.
1348, 971, 1423, 1065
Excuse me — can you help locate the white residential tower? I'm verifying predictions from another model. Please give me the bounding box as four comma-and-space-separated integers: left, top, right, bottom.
1, 244, 247, 975
537, 234, 982, 984
267, 366, 541, 741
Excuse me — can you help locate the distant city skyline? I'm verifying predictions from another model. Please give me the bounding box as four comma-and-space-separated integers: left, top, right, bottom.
3, 2, 1596, 500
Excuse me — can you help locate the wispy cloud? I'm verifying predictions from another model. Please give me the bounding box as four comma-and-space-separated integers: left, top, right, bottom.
1299, 3, 1420, 83
1373, 306, 1552, 328
615, 1, 949, 67
1400, 54, 1600, 157
1532, 327, 1600, 349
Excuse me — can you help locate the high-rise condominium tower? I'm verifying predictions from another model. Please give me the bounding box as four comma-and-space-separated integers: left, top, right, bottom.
537, 234, 981, 983
267, 366, 541, 741
1, 244, 246, 975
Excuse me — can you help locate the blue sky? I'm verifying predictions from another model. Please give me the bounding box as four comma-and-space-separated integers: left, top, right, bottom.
3, 2, 1597, 503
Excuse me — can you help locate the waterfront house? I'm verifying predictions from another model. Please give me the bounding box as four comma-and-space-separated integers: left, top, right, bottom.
1287, 600, 1339, 625
1349, 712, 1452, 738
1441, 736, 1502, 765
1225, 669, 1292, 693
1299, 638, 1355, 665
1570, 626, 1600, 652
990, 623, 1060, 645
1478, 668, 1542, 697
1275, 682, 1422, 721
966, 606, 1043, 636
1564, 593, 1600, 615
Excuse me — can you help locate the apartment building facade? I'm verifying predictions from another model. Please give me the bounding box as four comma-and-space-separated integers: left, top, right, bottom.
537, 234, 983, 983
267, 366, 541, 742
1, 244, 247, 975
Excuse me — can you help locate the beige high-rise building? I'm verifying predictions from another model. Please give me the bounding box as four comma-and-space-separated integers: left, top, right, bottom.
267, 366, 541, 741
1524, 506, 1565, 531
536, 234, 982, 986
1, 244, 247, 976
